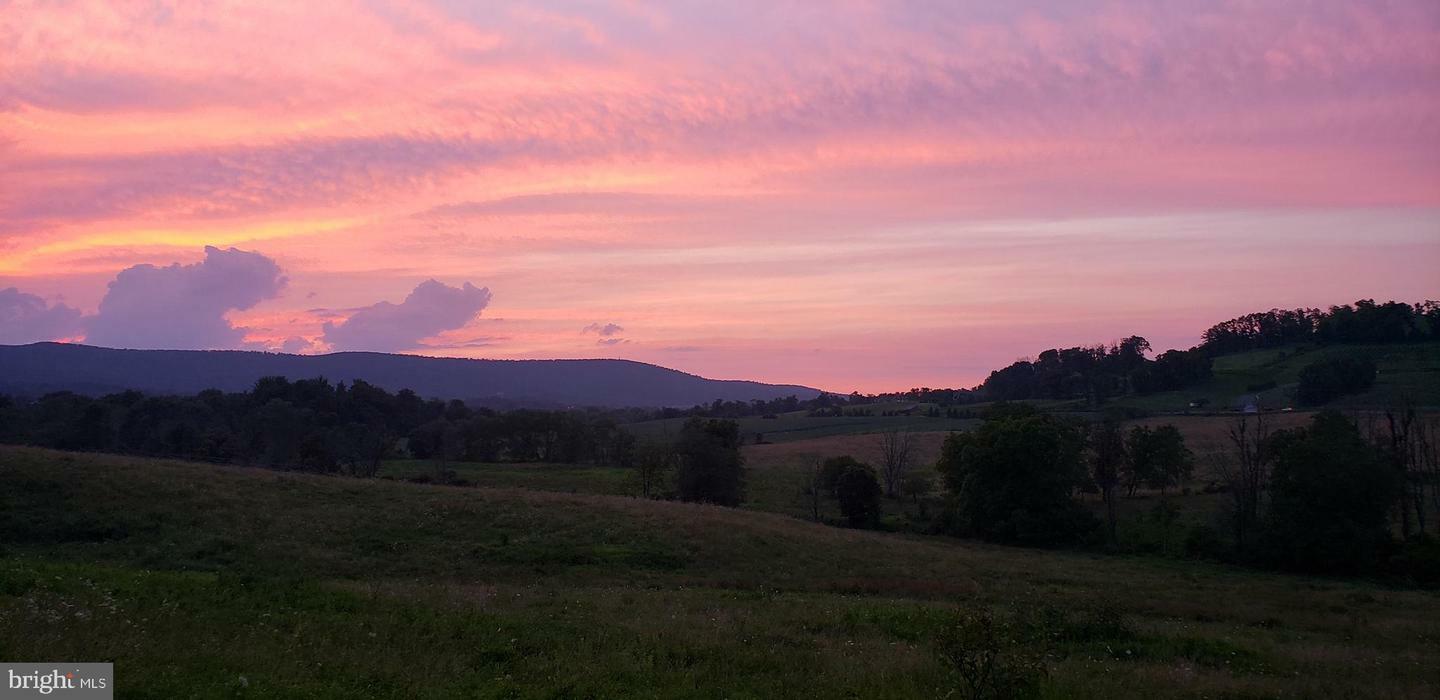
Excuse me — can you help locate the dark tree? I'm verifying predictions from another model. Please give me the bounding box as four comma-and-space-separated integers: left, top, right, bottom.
1126, 425, 1193, 495
937, 412, 1096, 546
634, 441, 676, 499
674, 418, 745, 506
1265, 412, 1400, 574
1296, 355, 1377, 405
819, 455, 866, 497
833, 459, 882, 528
875, 429, 915, 498
1087, 419, 1127, 542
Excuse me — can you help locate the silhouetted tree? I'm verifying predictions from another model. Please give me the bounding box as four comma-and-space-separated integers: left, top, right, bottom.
1087, 419, 1127, 542
1265, 412, 1400, 573
819, 455, 866, 497
674, 418, 745, 506
937, 412, 1095, 546
833, 459, 882, 527
1296, 354, 1377, 405
876, 429, 915, 498
634, 441, 676, 499
1214, 414, 1274, 555
1126, 425, 1192, 495
900, 470, 934, 517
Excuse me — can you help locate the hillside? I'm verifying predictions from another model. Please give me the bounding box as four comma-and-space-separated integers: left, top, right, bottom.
1111, 341, 1440, 412
0, 342, 821, 408
2, 446, 1437, 697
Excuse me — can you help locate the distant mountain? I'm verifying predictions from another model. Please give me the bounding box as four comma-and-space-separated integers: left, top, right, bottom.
0, 343, 822, 408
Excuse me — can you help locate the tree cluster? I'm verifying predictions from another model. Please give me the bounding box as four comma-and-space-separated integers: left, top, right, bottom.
0, 378, 632, 474
1295, 355, 1377, 405
980, 337, 1212, 402
1200, 299, 1440, 355
936, 405, 1097, 546
407, 407, 632, 464
1214, 410, 1440, 581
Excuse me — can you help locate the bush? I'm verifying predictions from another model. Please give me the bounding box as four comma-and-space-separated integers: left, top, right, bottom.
934, 609, 1045, 700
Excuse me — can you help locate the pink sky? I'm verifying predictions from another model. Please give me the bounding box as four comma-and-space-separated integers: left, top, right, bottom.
2, 1, 1438, 392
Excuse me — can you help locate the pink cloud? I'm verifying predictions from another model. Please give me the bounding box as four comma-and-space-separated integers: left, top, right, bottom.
1, 1, 1437, 390
322, 279, 493, 352
85, 246, 286, 350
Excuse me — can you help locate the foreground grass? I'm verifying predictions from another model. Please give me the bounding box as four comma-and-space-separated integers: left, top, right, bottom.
3, 446, 1439, 697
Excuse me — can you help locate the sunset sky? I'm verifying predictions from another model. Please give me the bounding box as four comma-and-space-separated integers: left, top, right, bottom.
2, 1, 1438, 392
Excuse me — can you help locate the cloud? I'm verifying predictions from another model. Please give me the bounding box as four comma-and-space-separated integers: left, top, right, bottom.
278, 336, 314, 354
84, 246, 287, 349
596, 337, 629, 346
322, 279, 492, 352
582, 322, 624, 336
1, 135, 526, 233
0, 287, 84, 344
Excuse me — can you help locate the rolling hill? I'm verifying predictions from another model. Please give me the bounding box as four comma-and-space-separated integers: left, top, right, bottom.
0, 342, 822, 408
2, 445, 1436, 697
0, 341, 823, 406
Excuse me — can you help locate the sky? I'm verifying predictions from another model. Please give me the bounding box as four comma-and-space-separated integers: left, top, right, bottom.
2, 1, 1438, 392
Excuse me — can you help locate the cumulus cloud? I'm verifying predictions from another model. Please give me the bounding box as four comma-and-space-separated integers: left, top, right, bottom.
278, 336, 315, 354
84, 246, 287, 349
582, 322, 624, 336
0, 287, 84, 344
322, 279, 492, 352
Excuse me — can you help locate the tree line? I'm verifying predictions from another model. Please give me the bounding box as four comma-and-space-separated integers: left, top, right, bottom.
980, 337, 1213, 402
928, 403, 1439, 583
1199, 299, 1440, 355
0, 378, 633, 475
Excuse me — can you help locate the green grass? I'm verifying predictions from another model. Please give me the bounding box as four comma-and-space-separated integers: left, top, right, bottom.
3, 446, 1439, 697
380, 459, 634, 496
1112, 341, 1440, 413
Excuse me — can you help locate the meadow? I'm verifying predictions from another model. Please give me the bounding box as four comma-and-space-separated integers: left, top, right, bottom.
623, 405, 979, 445
3, 445, 1438, 697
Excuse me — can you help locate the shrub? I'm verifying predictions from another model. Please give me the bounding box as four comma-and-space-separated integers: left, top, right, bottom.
934, 609, 1045, 700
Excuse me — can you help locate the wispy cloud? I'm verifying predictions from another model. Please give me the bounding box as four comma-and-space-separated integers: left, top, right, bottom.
2, 1, 1437, 389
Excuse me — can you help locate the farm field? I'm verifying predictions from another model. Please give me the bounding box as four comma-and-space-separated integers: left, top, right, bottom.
381, 458, 634, 496
373, 415, 1323, 529
3, 446, 1438, 698
624, 405, 980, 445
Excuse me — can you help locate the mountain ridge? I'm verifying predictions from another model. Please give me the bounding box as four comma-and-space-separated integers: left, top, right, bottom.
0, 342, 822, 408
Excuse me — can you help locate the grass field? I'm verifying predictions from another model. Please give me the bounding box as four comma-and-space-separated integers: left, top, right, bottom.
381, 459, 635, 496
372, 413, 1327, 531
624, 407, 979, 445
3, 445, 1439, 697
